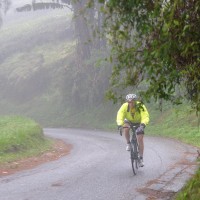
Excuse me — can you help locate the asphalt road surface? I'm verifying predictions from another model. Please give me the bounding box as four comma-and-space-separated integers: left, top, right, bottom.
0, 129, 198, 200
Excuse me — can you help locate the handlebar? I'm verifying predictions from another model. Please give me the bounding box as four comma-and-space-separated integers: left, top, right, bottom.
119, 125, 138, 136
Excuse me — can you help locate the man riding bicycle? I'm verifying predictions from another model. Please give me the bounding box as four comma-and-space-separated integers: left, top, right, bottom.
116, 94, 149, 167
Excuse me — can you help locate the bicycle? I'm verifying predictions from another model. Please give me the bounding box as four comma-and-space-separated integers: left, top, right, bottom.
119, 122, 141, 175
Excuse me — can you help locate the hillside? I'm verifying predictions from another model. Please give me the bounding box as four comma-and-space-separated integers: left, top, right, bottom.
0, 8, 113, 128
0, 9, 76, 126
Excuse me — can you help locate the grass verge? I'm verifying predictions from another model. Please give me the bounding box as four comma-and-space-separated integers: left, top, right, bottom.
174, 161, 200, 200
146, 104, 200, 200
0, 115, 53, 164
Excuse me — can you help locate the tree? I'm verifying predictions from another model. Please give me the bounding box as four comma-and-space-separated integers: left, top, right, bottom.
94, 0, 200, 112
0, 0, 11, 27
63, 0, 109, 107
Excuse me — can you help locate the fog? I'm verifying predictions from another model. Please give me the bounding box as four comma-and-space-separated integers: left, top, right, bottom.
1, 0, 72, 26
0, 0, 113, 128
0, 1, 76, 126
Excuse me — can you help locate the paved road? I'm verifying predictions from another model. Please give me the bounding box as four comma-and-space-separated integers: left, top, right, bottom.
0, 129, 198, 200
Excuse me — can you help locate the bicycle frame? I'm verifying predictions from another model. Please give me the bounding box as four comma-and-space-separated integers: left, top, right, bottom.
126, 123, 140, 175
130, 124, 140, 175
130, 125, 139, 158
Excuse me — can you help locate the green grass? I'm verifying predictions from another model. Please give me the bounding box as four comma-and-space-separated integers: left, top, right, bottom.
145, 103, 200, 200
58, 101, 118, 130
0, 115, 53, 164
147, 104, 200, 147
174, 164, 200, 200
0, 40, 75, 79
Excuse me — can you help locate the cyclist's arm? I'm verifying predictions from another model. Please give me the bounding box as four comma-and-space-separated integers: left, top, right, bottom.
140, 105, 150, 126
116, 103, 126, 126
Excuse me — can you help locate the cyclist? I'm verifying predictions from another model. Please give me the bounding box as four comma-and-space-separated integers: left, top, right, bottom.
116, 94, 149, 167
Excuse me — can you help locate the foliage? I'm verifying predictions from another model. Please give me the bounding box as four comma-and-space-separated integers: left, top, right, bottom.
175, 167, 200, 200
69, 49, 111, 107
0, 115, 52, 163
92, 0, 200, 112
71, 0, 106, 59
147, 102, 200, 147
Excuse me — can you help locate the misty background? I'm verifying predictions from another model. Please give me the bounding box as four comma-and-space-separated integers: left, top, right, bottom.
0, 0, 116, 129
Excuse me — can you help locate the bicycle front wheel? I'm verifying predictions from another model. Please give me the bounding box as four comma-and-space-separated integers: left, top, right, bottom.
130, 151, 138, 175
130, 143, 139, 175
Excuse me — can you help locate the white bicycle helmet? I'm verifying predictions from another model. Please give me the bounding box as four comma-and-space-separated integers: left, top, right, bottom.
126, 93, 137, 101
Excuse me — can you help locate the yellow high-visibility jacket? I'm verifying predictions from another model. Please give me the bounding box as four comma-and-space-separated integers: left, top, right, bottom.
116, 101, 150, 126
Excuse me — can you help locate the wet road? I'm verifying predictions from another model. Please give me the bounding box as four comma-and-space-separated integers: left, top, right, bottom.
0, 129, 198, 200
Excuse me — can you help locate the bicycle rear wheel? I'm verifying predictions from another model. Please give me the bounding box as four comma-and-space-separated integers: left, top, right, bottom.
130, 149, 136, 175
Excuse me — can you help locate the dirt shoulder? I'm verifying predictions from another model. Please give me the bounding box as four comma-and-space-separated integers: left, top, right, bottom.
0, 139, 72, 176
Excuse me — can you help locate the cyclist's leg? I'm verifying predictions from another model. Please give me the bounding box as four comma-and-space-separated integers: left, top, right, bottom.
137, 133, 144, 157
137, 133, 144, 167
123, 119, 131, 144
123, 122, 131, 151
123, 122, 130, 144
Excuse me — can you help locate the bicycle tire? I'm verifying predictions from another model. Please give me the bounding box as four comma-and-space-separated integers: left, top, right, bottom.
130, 148, 136, 175
130, 142, 139, 175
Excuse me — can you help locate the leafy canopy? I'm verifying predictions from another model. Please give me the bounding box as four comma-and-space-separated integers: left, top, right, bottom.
93, 0, 200, 112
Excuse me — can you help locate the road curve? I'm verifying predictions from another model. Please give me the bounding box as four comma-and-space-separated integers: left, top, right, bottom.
0, 128, 198, 200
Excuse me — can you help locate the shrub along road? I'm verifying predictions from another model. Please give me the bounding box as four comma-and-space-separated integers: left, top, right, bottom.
0, 128, 198, 200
